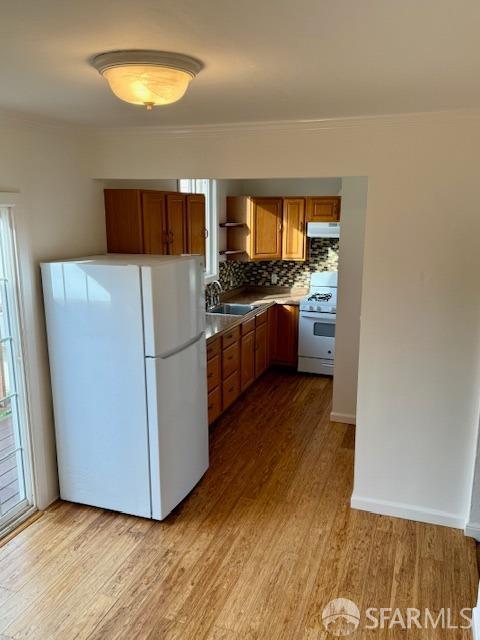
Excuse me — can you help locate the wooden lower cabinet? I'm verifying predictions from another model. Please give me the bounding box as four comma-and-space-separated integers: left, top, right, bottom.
206, 337, 221, 361
255, 321, 268, 377
206, 336, 221, 425
241, 330, 255, 391
223, 371, 240, 410
267, 306, 277, 366
207, 303, 300, 425
223, 342, 240, 379
207, 387, 221, 424
207, 354, 221, 393
274, 305, 299, 367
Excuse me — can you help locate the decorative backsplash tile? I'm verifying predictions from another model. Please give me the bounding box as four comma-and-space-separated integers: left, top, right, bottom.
206, 239, 338, 302
217, 261, 245, 291
244, 238, 339, 288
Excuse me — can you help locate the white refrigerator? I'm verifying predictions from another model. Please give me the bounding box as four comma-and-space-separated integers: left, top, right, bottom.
41, 254, 209, 520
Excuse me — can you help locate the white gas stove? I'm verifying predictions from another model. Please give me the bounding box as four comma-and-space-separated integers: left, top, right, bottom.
298, 271, 337, 375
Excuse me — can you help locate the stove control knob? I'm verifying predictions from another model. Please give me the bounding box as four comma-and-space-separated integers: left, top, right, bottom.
309, 305, 315, 311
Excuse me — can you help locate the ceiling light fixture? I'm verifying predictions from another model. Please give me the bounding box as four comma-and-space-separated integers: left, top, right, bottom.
91, 50, 203, 110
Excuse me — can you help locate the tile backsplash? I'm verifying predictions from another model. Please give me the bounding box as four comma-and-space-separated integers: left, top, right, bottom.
207, 238, 339, 299
244, 238, 339, 288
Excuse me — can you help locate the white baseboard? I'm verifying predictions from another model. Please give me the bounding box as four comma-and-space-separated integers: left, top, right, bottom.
351, 494, 464, 529
330, 412, 356, 425
464, 522, 480, 541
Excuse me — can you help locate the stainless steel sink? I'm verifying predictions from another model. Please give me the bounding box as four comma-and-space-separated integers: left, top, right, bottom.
207, 303, 258, 316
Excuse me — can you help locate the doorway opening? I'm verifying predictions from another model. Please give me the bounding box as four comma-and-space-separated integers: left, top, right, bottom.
0, 204, 34, 537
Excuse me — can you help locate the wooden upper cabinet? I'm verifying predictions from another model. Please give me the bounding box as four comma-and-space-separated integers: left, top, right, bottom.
142, 191, 168, 255
306, 196, 341, 223
104, 189, 144, 253
282, 198, 306, 261
274, 305, 299, 367
166, 193, 187, 255
251, 198, 283, 261
186, 194, 206, 256
105, 189, 199, 257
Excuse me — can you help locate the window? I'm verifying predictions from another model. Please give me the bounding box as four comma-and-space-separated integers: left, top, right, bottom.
179, 179, 218, 282
0, 202, 33, 535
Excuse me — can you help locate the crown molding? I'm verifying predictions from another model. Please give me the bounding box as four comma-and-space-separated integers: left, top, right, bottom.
2, 107, 480, 138
93, 108, 480, 139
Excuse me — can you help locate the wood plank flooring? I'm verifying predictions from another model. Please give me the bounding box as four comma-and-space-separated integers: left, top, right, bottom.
0, 370, 477, 639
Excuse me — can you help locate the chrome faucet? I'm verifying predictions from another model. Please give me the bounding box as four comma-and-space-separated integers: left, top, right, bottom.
207, 280, 223, 310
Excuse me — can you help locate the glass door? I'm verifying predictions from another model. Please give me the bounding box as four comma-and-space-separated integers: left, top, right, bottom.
0, 205, 33, 534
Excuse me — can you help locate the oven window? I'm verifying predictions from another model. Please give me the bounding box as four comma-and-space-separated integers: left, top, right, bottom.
313, 322, 336, 338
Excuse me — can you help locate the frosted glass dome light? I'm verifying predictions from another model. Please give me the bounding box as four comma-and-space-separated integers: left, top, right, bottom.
92, 50, 203, 110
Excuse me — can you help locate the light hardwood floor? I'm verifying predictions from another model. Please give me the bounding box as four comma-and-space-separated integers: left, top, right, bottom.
0, 370, 477, 639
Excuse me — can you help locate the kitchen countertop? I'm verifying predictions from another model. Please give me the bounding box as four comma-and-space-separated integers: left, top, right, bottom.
205, 286, 306, 342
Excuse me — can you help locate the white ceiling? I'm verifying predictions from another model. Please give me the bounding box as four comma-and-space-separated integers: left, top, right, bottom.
2, 0, 480, 127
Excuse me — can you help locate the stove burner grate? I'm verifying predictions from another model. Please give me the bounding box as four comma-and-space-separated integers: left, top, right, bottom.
308, 293, 333, 302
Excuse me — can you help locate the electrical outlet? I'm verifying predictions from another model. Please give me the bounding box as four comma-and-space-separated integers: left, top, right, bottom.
271, 273, 278, 285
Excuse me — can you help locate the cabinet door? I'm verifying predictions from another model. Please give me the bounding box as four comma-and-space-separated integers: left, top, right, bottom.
223, 371, 240, 411
306, 196, 341, 222
104, 189, 144, 253
241, 330, 255, 391
282, 198, 306, 261
186, 194, 206, 256
267, 305, 277, 366
166, 193, 187, 255
142, 192, 168, 254
251, 198, 283, 260
207, 354, 221, 393
255, 322, 268, 377
208, 387, 221, 425
274, 305, 299, 367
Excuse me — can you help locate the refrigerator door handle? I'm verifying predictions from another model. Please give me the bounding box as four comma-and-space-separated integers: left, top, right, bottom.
152, 332, 205, 360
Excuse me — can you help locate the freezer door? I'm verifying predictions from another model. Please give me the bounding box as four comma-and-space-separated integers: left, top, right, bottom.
41, 261, 152, 518
141, 256, 205, 357
146, 333, 209, 519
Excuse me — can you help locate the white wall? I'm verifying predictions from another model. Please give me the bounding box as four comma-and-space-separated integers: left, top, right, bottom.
90, 112, 480, 528
331, 177, 367, 425
0, 113, 106, 509
102, 178, 178, 191
233, 177, 342, 197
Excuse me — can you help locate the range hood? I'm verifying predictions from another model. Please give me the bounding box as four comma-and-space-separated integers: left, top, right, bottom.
306, 222, 340, 238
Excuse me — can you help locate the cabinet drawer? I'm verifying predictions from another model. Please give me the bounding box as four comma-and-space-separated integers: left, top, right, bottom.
222, 326, 240, 349
208, 387, 221, 425
207, 354, 221, 392
222, 371, 240, 411
222, 342, 240, 379
255, 309, 268, 326
206, 337, 221, 360
241, 317, 255, 335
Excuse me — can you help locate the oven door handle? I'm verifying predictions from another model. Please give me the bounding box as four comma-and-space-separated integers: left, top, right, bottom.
300, 312, 336, 323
